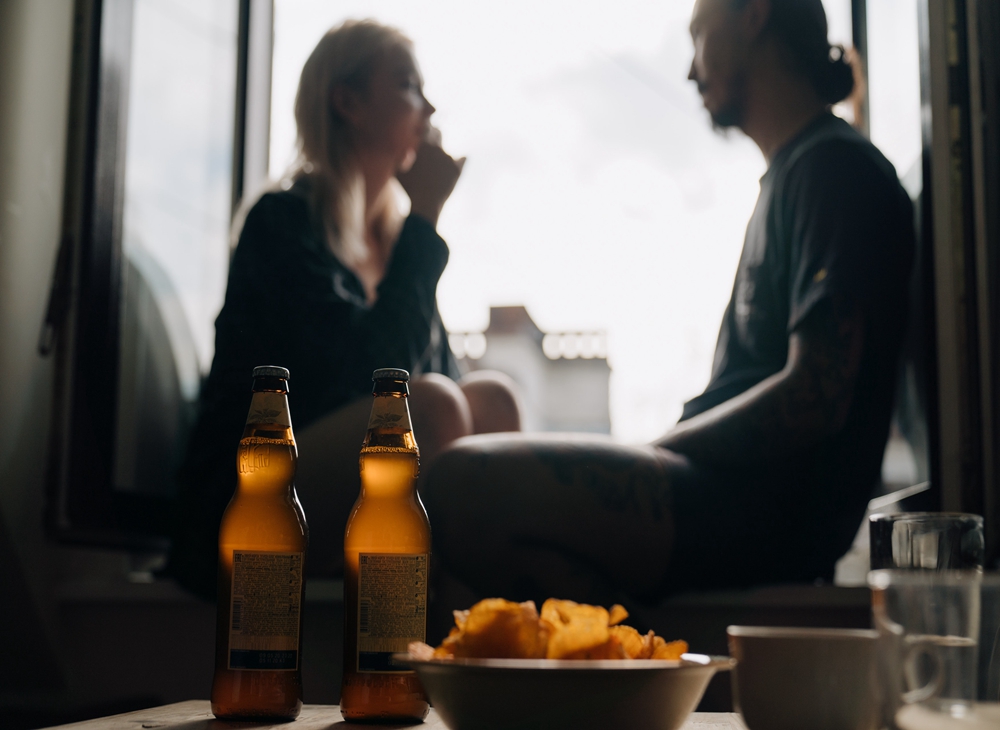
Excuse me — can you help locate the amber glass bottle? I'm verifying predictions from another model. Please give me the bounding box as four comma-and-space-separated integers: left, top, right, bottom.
341, 368, 431, 722
211, 366, 308, 720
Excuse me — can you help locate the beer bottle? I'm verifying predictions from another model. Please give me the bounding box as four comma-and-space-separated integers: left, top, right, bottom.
341, 368, 431, 722
211, 366, 308, 720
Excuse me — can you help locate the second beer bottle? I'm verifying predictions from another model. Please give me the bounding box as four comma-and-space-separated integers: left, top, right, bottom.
211, 366, 308, 720
341, 368, 431, 722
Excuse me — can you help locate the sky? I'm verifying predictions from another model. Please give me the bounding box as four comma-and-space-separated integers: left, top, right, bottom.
120, 0, 922, 448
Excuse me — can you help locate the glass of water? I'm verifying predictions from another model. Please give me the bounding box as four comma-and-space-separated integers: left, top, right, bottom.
869, 571, 1000, 730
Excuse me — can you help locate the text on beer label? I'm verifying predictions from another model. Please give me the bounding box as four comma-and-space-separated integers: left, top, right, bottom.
228, 550, 304, 671
356, 552, 428, 673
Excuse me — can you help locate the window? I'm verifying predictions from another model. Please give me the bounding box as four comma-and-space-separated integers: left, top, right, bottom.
47, 0, 940, 549
867, 0, 923, 184
46, 0, 270, 546
865, 0, 927, 489
114, 0, 238, 499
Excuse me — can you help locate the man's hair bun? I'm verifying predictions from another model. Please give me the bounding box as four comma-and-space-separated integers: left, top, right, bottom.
815, 46, 856, 104
743, 0, 856, 105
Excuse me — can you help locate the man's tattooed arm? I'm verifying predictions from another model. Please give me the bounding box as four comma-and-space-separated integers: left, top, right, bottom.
655, 295, 865, 467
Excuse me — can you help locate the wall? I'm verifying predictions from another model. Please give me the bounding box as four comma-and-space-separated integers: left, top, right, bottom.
0, 1, 195, 721
0, 0, 76, 705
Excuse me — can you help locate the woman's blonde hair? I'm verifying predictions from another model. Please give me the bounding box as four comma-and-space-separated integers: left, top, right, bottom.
287, 20, 411, 265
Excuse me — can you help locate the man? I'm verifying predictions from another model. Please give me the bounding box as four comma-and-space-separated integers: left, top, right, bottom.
423, 0, 915, 605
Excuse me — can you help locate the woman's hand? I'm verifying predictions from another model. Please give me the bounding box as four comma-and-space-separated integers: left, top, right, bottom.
397, 127, 466, 227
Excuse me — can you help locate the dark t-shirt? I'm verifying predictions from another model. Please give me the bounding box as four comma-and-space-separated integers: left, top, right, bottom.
677, 113, 915, 581
168, 182, 458, 597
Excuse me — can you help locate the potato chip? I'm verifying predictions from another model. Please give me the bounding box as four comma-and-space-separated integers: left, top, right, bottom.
437, 598, 548, 659
650, 636, 689, 660
608, 604, 629, 626
609, 625, 656, 659
559, 634, 628, 660
638, 630, 657, 659
541, 599, 613, 659
434, 626, 463, 658
408, 641, 435, 661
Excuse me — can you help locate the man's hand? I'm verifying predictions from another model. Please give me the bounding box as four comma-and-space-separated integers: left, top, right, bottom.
656, 295, 865, 466
397, 127, 466, 227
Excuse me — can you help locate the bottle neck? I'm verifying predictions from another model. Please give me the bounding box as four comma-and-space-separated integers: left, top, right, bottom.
243, 389, 294, 442
238, 389, 296, 495
362, 392, 418, 453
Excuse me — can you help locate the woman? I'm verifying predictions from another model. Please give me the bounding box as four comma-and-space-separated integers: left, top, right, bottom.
169, 20, 520, 599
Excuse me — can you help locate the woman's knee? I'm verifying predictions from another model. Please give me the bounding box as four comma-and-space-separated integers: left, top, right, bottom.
409, 373, 474, 461
458, 370, 523, 434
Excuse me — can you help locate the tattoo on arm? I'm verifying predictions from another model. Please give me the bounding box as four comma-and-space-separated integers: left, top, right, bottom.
533, 444, 670, 521
778, 296, 865, 433
656, 295, 865, 466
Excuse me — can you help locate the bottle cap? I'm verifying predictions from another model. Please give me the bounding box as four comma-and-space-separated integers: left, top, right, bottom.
253, 365, 290, 380
372, 368, 409, 382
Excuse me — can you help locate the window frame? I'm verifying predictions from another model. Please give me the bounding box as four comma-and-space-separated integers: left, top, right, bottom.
44, 0, 273, 550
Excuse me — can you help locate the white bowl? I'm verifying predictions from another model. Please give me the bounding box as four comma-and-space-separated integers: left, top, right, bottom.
397, 653, 734, 730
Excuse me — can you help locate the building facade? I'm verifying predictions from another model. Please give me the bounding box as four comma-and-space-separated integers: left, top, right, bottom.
450, 306, 611, 434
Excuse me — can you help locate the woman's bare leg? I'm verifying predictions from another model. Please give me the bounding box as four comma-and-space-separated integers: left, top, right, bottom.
295, 374, 474, 577
409, 373, 474, 463
459, 370, 523, 434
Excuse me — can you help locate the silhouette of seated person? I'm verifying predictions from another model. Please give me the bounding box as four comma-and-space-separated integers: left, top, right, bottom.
422, 0, 915, 606
168, 21, 521, 599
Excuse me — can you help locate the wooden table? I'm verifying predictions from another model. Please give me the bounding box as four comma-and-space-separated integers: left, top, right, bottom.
41, 700, 748, 729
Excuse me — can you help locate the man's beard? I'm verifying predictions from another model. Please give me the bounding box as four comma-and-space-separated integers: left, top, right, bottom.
708, 72, 747, 132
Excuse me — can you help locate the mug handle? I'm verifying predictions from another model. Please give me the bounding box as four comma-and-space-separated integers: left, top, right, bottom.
902, 638, 944, 704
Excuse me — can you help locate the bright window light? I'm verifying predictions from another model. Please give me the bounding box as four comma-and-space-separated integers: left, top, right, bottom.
270, 1, 870, 443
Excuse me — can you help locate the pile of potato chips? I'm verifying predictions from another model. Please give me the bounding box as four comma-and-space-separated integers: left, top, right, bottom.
411, 598, 687, 661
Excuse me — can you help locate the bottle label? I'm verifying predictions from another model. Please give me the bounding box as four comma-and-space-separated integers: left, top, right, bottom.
246, 392, 291, 427
228, 550, 304, 671
357, 553, 428, 673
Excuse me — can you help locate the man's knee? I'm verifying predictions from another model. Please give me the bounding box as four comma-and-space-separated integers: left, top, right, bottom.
421, 435, 529, 527
423, 434, 679, 600
458, 370, 523, 433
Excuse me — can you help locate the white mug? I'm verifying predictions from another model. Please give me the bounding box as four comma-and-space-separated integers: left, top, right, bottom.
727, 626, 879, 730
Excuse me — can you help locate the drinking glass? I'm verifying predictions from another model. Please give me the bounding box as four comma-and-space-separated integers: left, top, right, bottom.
869, 512, 984, 570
